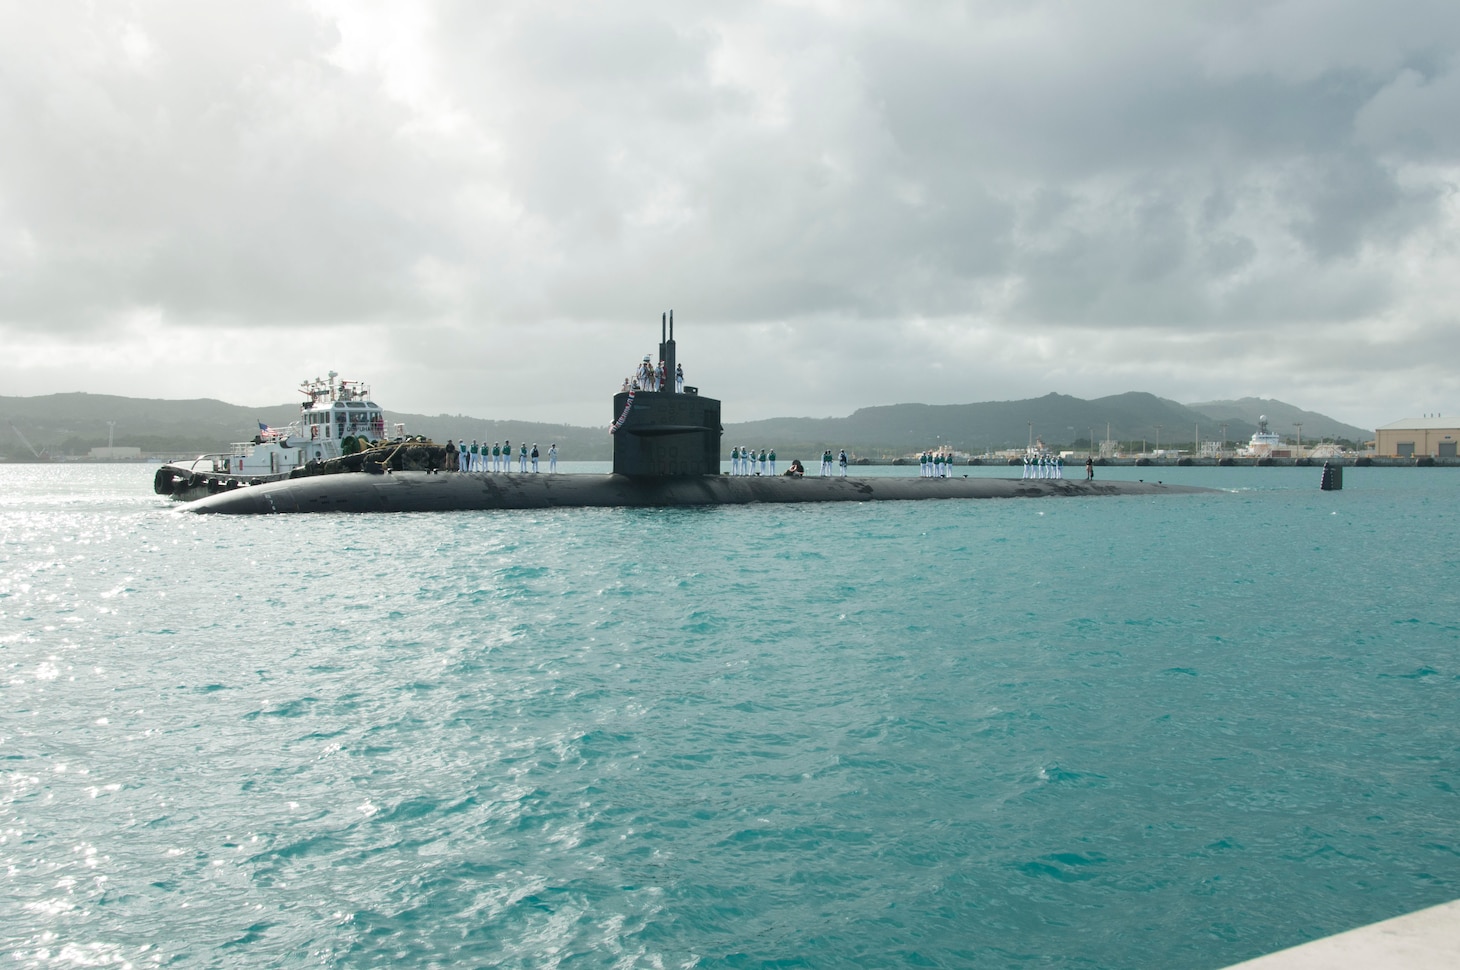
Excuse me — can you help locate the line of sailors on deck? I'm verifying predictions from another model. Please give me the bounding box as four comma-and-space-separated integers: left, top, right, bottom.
448, 440, 558, 473
731, 448, 852, 476
729, 447, 776, 475
916, 452, 956, 477
620, 356, 685, 393
1022, 454, 1063, 479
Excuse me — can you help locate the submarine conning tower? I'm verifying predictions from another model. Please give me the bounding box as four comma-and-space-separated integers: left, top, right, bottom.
611, 310, 723, 478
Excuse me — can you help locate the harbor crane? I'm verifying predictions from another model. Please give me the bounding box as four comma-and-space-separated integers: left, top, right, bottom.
9, 422, 47, 460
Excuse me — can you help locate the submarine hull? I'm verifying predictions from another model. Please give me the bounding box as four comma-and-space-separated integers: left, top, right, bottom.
181, 471, 1209, 514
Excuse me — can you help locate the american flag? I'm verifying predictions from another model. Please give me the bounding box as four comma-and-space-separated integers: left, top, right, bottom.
258, 421, 280, 440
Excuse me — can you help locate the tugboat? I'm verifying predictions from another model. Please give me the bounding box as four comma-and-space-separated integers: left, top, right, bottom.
153, 372, 388, 501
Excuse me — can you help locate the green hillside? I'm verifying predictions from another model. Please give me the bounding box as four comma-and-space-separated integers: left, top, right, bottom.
3, 390, 1365, 461
724, 392, 1265, 457
1, 393, 614, 460
1185, 398, 1371, 444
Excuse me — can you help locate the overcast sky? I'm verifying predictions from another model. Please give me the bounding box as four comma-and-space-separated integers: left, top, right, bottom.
3, 1, 1458, 428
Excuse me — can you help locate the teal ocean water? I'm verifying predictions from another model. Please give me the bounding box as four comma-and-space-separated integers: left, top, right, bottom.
3, 464, 1457, 969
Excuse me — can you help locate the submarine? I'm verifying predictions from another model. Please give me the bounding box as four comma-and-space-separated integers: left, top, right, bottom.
184, 313, 1209, 514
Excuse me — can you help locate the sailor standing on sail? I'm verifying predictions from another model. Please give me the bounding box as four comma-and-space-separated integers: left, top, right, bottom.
838, 449, 848, 476
531, 443, 539, 473
519, 441, 528, 472
675, 363, 684, 394
503, 440, 511, 473
548, 443, 557, 473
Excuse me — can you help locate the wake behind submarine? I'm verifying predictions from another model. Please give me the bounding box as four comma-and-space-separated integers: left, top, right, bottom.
185, 314, 1209, 514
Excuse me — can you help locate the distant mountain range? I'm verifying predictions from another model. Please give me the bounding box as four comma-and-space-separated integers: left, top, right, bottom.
0, 392, 608, 461
723, 393, 1371, 457
1, 390, 1373, 461
1184, 397, 1370, 444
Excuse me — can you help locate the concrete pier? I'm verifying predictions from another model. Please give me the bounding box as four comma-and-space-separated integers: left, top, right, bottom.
182, 471, 1210, 514
1221, 898, 1460, 969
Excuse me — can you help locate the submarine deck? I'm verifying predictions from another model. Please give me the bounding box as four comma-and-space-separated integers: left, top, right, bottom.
182, 471, 1212, 514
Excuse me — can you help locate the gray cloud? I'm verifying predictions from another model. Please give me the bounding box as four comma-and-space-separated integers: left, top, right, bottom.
2, 0, 1458, 429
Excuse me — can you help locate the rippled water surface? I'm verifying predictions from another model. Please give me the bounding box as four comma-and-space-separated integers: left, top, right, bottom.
2, 464, 1457, 968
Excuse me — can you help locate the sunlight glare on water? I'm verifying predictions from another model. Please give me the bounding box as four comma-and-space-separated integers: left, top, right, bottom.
1, 464, 1457, 968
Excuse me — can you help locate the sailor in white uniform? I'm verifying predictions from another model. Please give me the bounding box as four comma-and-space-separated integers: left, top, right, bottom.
530, 443, 539, 473
675, 363, 684, 394
548, 443, 557, 473
838, 449, 848, 476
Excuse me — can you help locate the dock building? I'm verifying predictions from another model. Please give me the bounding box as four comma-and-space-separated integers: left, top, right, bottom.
1374, 417, 1460, 458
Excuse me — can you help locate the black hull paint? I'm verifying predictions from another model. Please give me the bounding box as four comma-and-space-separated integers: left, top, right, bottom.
182, 471, 1210, 514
